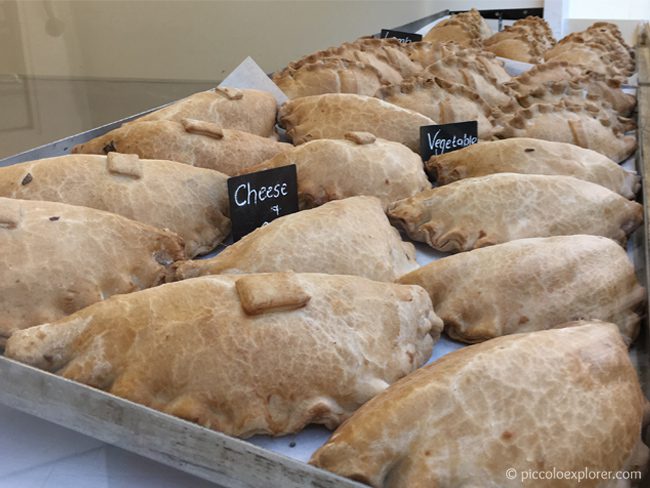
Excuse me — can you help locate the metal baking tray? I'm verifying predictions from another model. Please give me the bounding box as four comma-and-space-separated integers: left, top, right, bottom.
1, 20, 649, 488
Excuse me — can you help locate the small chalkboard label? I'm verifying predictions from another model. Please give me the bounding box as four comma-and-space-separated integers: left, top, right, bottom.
420, 121, 479, 160
227, 165, 299, 242
380, 29, 422, 43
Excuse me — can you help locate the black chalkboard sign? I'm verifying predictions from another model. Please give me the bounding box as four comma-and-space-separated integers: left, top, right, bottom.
379, 29, 422, 43
227, 165, 299, 242
420, 121, 478, 160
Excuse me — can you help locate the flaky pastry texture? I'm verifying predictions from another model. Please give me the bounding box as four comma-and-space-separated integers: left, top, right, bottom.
72, 119, 291, 176
426, 138, 640, 198
387, 173, 642, 252
399, 235, 645, 343
132, 87, 277, 137
0, 197, 184, 342
0, 153, 230, 257
241, 132, 430, 209
5, 272, 442, 438
176, 196, 418, 282
311, 323, 649, 488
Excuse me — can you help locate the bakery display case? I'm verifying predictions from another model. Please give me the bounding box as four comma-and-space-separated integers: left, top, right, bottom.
1, 6, 649, 488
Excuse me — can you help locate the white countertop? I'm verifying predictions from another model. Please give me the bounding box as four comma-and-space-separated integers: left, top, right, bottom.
0, 403, 218, 488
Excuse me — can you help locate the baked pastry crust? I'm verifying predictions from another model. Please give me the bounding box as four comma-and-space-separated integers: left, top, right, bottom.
5, 272, 442, 438
423, 54, 515, 106
495, 101, 637, 162
544, 42, 627, 80
506, 60, 588, 86
399, 235, 645, 343
310, 322, 648, 488
241, 132, 431, 209
0, 197, 184, 342
426, 138, 640, 198
510, 75, 636, 116
484, 16, 556, 63
375, 76, 496, 139
546, 23, 634, 77
405, 42, 509, 84
0, 153, 230, 258
279, 94, 434, 151
132, 87, 278, 137
72, 118, 291, 175
176, 196, 418, 282
278, 38, 420, 86
423, 9, 492, 47
387, 173, 643, 252
273, 58, 388, 98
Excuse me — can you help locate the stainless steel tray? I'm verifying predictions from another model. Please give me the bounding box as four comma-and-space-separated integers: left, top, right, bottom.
0, 29, 649, 488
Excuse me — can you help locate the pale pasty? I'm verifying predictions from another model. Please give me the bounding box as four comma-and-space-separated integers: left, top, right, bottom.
278, 93, 434, 152
543, 42, 626, 79
310, 322, 648, 488
423, 54, 515, 106
582, 22, 634, 69
432, 47, 512, 84
423, 9, 491, 47
484, 36, 543, 63
176, 196, 418, 282
132, 87, 277, 137
511, 75, 636, 117
241, 132, 431, 209
273, 58, 388, 99
5, 272, 442, 438
407, 44, 510, 83
387, 173, 643, 252
0, 153, 230, 258
545, 27, 633, 78
375, 76, 496, 139
278, 38, 414, 87
483, 16, 556, 63
426, 138, 640, 198
495, 101, 637, 163
72, 118, 291, 175
399, 235, 645, 343
505, 60, 587, 86
0, 197, 184, 343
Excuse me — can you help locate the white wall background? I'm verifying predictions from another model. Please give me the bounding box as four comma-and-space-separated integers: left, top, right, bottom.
568, 0, 650, 20
1, 0, 542, 82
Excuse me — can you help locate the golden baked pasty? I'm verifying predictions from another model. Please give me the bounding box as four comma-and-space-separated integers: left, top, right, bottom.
423, 54, 515, 106
72, 118, 291, 175
375, 76, 496, 139
426, 138, 640, 198
310, 322, 648, 488
0, 197, 184, 343
176, 196, 417, 281
387, 173, 643, 252
279, 93, 434, 152
0, 153, 230, 258
132, 87, 277, 137
511, 60, 587, 85
5, 272, 443, 438
277, 38, 420, 86
495, 101, 636, 162
544, 41, 627, 79
545, 24, 634, 78
435, 47, 512, 84
423, 9, 492, 47
511, 75, 636, 117
273, 58, 387, 99
483, 16, 556, 63
241, 132, 430, 209
399, 235, 645, 343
